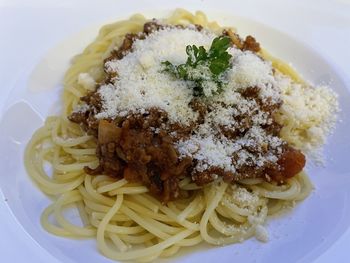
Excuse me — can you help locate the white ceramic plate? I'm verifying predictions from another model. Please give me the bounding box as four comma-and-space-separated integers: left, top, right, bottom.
1, 1, 350, 262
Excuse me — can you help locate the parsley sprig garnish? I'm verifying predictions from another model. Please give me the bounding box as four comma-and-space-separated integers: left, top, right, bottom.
162, 36, 232, 97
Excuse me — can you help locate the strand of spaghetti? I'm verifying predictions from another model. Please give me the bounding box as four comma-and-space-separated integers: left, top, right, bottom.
221, 193, 258, 217
83, 198, 111, 213
119, 206, 172, 239
216, 204, 246, 223
120, 201, 174, 222
51, 118, 92, 147
90, 217, 144, 235
77, 200, 91, 227
122, 221, 133, 227
177, 195, 202, 222
84, 175, 115, 206
96, 194, 124, 256
41, 191, 88, 236
260, 49, 305, 84
54, 160, 99, 173
91, 175, 115, 188
53, 190, 96, 236
250, 178, 301, 200
53, 171, 82, 182
167, 202, 182, 215
137, 250, 163, 263
214, 204, 231, 218
119, 233, 155, 244
120, 205, 180, 235
67, 153, 97, 163
78, 184, 97, 202
175, 233, 203, 247
129, 195, 159, 213
97, 178, 128, 193
142, 195, 200, 231
160, 245, 181, 258
157, 205, 200, 231
209, 209, 250, 236
41, 204, 73, 237
109, 186, 148, 195
259, 182, 288, 191
267, 199, 286, 215
185, 198, 205, 218
294, 172, 313, 201
109, 233, 129, 252
91, 211, 130, 222
200, 182, 228, 244
66, 121, 86, 136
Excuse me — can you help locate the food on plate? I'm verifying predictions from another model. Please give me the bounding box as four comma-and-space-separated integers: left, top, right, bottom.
25, 9, 338, 262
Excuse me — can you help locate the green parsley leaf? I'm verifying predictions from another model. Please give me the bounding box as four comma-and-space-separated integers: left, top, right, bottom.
162, 36, 232, 97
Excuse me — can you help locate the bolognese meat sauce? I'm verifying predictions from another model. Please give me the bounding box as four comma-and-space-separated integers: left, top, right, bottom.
69, 21, 305, 202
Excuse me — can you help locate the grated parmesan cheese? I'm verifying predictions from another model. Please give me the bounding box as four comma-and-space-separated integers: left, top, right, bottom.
228, 51, 273, 88
227, 50, 280, 104
97, 27, 217, 124
255, 225, 269, 242
274, 73, 339, 159
72, 103, 90, 113
92, 25, 338, 174
177, 135, 237, 172
232, 186, 259, 207
78, 73, 96, 91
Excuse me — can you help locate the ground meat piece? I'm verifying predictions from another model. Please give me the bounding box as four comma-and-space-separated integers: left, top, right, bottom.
192, 170, 215, 186
68, 92, 104, 135
127, 108, 169, 129
234, 165, 265, 181
168, 122, 194, 141
104, 33, 145, 70
69, 110, 89, 126
149, 172, 163, 195
223, 29, 244, 49
189, 98, 207, 124
240, 86, 260, 99
259, 97, 282, 113
263, 121, 282, 136
116, 33, 136, 54
220, 125, 240, 140
243, 36, 260, 52
80, 91, 103, 111
192, 167, 234, 185
143, 21, 164, 34
222, 30, 260, 53
234, 114, 253, 134
194, 24, 203, 31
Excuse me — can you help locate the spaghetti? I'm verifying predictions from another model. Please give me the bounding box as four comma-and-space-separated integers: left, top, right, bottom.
25, 9, 337, 262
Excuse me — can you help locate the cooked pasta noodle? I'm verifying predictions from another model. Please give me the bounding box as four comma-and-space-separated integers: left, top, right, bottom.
25, 9, 315, 262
